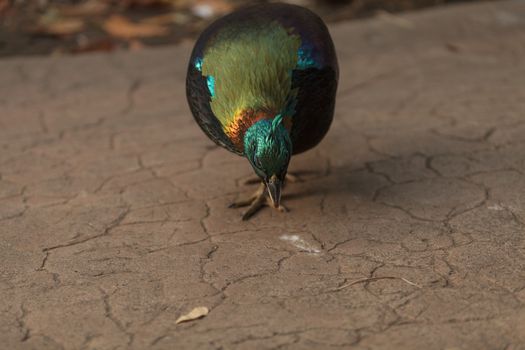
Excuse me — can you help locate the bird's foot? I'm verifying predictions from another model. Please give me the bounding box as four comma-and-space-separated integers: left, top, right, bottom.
242, 173, 303, 186
229, 183, 288, 220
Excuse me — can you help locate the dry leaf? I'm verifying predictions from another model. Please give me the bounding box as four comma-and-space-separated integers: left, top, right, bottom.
34, 18, 85, 36
32, 9, 85, 36
43, 19, 85, 35
59, 0, 108, 17
116, 0, 178, 8
142, 12, 190, 25
0, 0, 10, 15
176, 306, 209, 324
103, 15, 169, 39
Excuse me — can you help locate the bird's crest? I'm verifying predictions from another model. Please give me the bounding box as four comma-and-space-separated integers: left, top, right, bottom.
267, 114, 284, 142
271, 114, 284, 133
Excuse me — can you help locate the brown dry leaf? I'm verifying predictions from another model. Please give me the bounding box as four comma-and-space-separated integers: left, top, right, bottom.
32, 9, 85, 36
44, 19, 85, 35
116, 0, 179, 8
175, 306, 209, 324
0, 0, 10, 15
35, 17, 85, 36
103, 15, 169, 39
142, 12, 190, 25
59, 0, 109, 17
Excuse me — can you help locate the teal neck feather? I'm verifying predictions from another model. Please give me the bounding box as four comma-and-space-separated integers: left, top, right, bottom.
244, 115, 292, 181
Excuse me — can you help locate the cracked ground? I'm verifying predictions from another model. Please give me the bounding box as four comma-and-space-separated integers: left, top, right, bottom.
1, 1, 525, 349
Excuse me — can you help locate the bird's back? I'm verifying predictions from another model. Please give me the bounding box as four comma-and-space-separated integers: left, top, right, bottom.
186, 3, 338, 155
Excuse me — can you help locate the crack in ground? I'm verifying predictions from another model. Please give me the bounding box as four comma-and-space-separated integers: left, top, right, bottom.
16, 303, 30, 342
42, 208, 130, 252
121, 78, 142, 115
99, 288, 135, 346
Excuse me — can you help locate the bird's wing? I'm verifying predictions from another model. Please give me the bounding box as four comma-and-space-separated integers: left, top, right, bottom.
263, 4, 339, 154
289, 66, 338, 155
186, 64, 242, 155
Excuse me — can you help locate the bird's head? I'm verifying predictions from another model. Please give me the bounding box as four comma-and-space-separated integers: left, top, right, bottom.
244, 115, 292, 208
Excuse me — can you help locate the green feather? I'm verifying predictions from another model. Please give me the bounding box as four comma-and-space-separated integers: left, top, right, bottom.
201, 22, 300, 129
244, 119, 291, 180
271, 114, 284, 134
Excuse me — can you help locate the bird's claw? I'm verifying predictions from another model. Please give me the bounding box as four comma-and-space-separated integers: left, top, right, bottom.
229, 183, 288, 220
242, 177, 262, 186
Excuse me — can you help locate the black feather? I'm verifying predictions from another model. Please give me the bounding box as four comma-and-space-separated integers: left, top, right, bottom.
290, 67, 338, 154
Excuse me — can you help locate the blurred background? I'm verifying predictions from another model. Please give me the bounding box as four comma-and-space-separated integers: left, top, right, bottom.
0, 0, 496, 57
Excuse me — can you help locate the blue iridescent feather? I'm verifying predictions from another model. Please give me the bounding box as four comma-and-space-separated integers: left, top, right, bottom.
206, 76, 216, 98
195, 57, 203, 71
297, 46, 319, 69
195, 57, 216, 98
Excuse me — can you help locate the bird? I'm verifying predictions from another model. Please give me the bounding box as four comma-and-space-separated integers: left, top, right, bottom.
186, 3, 338, 220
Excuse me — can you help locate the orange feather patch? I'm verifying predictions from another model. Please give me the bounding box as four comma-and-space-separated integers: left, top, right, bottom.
223, 109, 292, 153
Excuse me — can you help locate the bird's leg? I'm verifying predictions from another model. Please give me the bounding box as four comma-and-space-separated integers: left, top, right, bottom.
242, 173, 302, 186
229, 182, 288, 220
242, 177, 263, 185
229, 183, 265, 208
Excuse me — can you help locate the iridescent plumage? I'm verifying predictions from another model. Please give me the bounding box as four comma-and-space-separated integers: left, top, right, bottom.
186, 3, 338, 218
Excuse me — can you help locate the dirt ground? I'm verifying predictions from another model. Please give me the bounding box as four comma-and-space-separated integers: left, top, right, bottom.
0, 0, 490, 57
1, 1, 524, 349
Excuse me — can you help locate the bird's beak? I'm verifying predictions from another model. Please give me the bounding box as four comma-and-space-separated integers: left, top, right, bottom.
266, 174, 282, 208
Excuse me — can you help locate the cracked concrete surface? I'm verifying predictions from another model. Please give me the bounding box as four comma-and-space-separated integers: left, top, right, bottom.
1, 1, 525, 349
